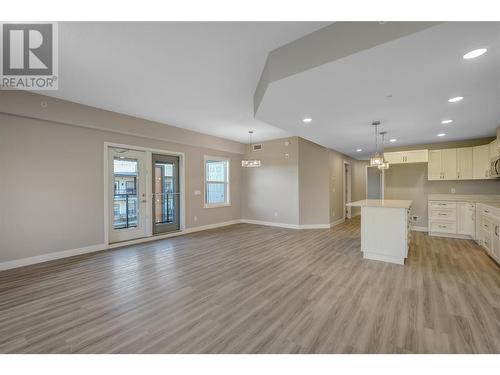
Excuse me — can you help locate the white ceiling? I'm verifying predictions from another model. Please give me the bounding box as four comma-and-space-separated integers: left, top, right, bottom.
256, 22, 500, 159
40, 22, 329, 143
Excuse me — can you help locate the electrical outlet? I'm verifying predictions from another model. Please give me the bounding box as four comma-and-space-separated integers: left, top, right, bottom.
451, 188, 456, 194
274, 212, 278, 217
194, 215, 198, 222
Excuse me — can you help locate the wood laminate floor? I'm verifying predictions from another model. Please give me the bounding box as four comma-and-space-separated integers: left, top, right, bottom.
1, 218, 500, 354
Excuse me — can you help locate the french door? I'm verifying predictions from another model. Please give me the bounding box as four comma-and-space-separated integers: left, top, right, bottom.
108, 148, 147, 243
152, 154, 180, 234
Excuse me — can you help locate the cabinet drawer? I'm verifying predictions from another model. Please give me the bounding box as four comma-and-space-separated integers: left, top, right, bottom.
482, 233, 492, 252
430, 221, 457, 234
429, 201, 457, 209
430, 208, 456, 221
482, 221, 492, 234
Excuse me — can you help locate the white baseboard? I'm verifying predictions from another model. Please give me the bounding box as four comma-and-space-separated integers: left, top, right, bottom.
241, 218, 344, 230
0, 243, 107, 271
240, 219, 299, 229
184, 220, 243, 234
411, 226, 428, 232
330, 218, 346, 227
0, 220, 243, 271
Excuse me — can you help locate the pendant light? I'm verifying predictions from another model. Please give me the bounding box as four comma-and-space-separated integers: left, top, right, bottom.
370, 121, 384, 166
378, 131, 390, 170
241, 131, 261, 168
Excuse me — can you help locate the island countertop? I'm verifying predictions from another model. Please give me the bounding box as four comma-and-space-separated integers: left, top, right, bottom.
347, 199, 412, 209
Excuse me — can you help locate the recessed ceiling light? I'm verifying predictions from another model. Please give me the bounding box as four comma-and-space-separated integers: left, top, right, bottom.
356, 148, 362, 152
302, 118, 312, 123
437, 133, 447, 137
441, 119, 453, 124
389, 138, 397, 142
448, 96, 463, 103
463, 48, 487, 59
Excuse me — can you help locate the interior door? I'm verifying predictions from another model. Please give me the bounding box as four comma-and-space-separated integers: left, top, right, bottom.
152, 154, 180, 234
109, 148, 147, 243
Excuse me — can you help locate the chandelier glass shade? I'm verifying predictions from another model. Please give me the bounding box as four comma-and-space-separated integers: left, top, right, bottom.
241, 159, 261, 168
241, 130, 261, 168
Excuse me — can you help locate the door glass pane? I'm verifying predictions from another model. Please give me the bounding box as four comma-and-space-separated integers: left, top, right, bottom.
154, 161, 175, 224
113, 157, 139, 229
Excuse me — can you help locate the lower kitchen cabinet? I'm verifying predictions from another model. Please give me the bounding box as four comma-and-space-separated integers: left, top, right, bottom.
429, 200, 475, 239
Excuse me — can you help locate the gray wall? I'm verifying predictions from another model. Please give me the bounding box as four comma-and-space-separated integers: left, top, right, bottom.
0, 107, 243, 264
384, 163, 500, 227
241, 137, 300, 225
298, 138, 330, 225
242, 136, 367, 226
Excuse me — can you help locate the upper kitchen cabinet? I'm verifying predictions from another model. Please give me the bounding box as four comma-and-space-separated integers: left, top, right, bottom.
457, 147, 473, 180
490, 139, 500, 159
428, 150, 443, 180
428, 149, 457, 180
473, 144, 490, 179
429, 145, 495, 181
384, 149, 428, 164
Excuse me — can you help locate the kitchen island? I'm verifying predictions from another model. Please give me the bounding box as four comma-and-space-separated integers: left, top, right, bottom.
347, 199, 412, 265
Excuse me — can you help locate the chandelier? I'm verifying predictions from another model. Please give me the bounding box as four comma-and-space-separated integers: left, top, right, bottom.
241, 131, 261, 168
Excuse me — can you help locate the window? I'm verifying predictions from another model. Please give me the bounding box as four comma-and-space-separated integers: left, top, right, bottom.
204, 156, 230, 207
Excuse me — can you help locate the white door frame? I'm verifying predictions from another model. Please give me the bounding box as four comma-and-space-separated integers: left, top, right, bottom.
108, 148, 148, 243
104, 142, 186, 246
365, 165, 385, 200
343, 161, 352, 219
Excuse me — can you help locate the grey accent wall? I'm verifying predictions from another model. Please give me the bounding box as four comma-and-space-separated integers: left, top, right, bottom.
242, 137, 367, 226
384, 163, 500, 228
241, 137, 300, 225
0, 91, 246, 155
0, 111, 242, 264
298, 138, 330, 225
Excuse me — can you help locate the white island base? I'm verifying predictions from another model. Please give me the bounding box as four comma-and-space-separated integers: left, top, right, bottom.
347, 200, 412, 265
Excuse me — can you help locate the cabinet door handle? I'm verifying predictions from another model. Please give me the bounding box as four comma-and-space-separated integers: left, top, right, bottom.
495, 225, 499, 236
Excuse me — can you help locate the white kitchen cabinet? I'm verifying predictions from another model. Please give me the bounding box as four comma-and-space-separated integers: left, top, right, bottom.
428, 150, 443, 180
490, 139, 500, 159
442, 149, 457, 180
457, 202, 475, 236
457, 147, 473, 180
384, 149, 428, 164
429, 200, 475, 239
473, 144, 490, 179
428, 149, 457, 180
492, 220, 500, 261
476, 203, 500, 262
